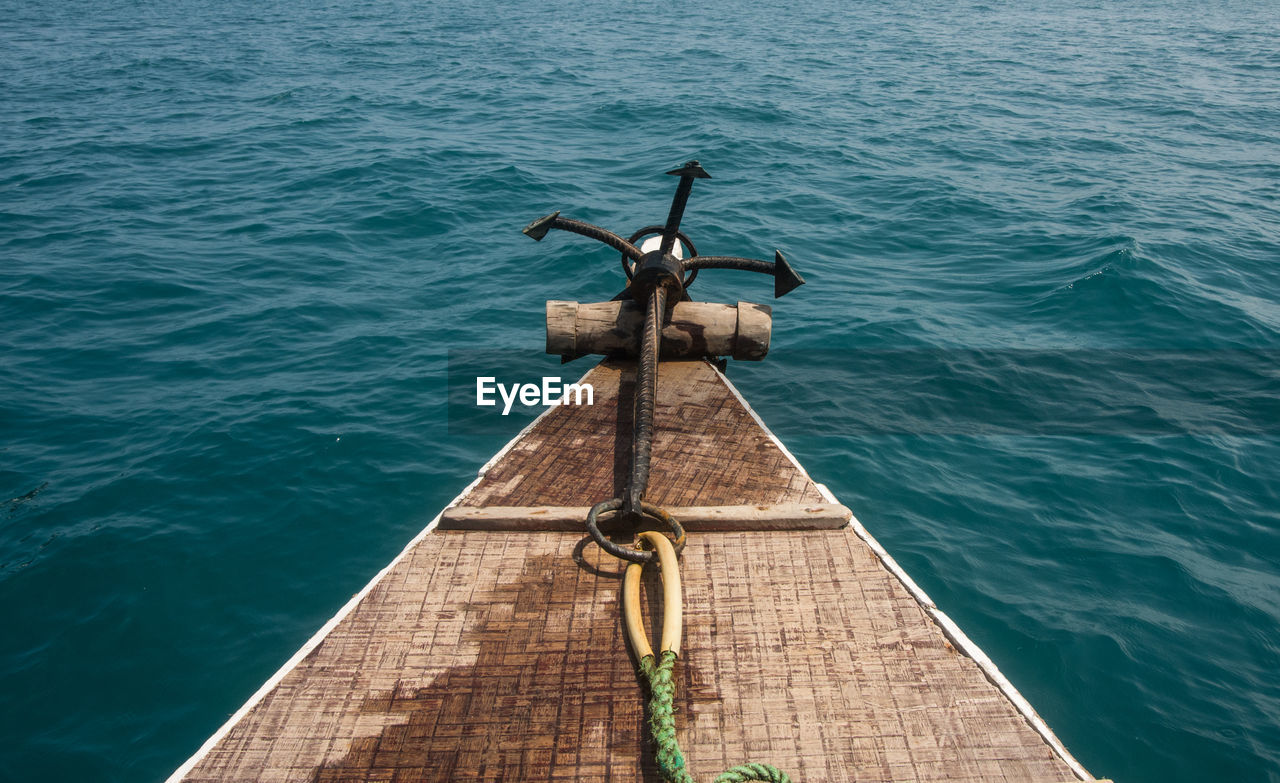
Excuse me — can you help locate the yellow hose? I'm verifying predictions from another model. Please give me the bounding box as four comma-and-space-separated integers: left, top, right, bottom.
622, 530, 683, 659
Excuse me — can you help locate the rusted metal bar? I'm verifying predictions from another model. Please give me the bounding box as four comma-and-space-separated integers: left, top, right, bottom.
521, 162, 805, 522
523, 212, 646, 263
683, 251, 806, 298
626, 286, 666, 517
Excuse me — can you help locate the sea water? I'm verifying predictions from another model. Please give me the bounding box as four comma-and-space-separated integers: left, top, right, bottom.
2, 0, 1278, 780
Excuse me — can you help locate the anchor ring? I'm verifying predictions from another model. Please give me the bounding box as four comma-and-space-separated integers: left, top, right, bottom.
586, 498, 687, 564
621, 226, 699, 289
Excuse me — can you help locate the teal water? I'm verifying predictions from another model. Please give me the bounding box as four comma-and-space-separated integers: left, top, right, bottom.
3, 1, 1279, 780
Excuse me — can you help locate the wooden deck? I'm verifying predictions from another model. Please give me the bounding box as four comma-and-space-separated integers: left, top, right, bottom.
170, 359, 1097, 782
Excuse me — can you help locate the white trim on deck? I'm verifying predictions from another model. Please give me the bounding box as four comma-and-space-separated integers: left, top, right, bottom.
165, 362, 593, 783
709, 360, 1094, 782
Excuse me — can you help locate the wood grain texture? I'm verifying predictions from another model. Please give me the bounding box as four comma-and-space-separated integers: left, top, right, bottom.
461, 360, 823, 509
545, 301, 772, 360
175, 359, 1091, 782
437, 503, 852, 531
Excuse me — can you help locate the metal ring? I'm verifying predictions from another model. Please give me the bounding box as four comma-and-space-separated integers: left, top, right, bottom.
620, 227, 699, 289
586, 498, 687, 564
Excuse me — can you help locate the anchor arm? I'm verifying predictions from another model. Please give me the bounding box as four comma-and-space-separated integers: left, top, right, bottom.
682, 256, 773, 272
682, 250, 806, 298
659, 161, 711, 256
522, 211, 645, 263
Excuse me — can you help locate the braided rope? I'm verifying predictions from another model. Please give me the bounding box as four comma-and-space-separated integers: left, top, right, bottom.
638, 650, 792, 783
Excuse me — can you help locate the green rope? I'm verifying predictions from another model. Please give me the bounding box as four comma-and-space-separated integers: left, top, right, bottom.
638, 650, 792, 783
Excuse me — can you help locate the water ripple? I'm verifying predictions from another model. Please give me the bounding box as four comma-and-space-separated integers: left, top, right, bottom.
2, 0, 1279, 781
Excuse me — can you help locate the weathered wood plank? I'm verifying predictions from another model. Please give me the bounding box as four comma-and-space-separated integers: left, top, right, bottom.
461, 360, 826, 509
438, 502, 852, 531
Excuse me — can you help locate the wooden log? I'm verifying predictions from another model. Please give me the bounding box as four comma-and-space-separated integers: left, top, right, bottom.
545, 300, 772, 360
438, 503, 852, 531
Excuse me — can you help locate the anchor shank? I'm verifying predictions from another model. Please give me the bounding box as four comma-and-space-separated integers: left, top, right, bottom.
625, 286, 666, 516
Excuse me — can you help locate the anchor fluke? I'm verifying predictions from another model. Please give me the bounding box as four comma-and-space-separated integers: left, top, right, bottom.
666, 161, 711, 180
773, 250, 806, 298
522, 211, 561, 241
